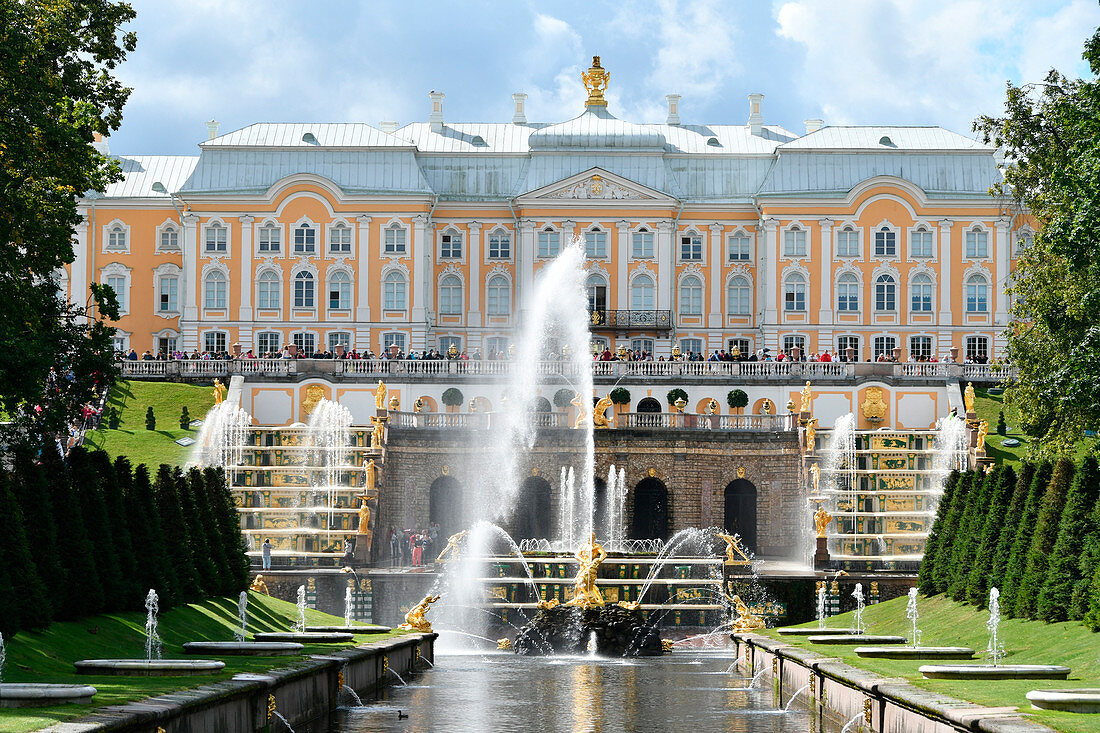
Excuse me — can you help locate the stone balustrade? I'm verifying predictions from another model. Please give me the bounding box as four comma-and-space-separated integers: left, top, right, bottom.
388, 410, 796, 432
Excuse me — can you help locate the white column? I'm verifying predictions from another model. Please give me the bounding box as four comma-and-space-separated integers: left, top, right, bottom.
938, 220, 953, 324
616, 220, 629, 310
994, 216, 1011, 327
467, 221, 482, 323
656, 220, 673, 311
708, 223, 723, 328
181, 213, 200, 349
355, 215, 372, 322
238, 215, 254, 322
518, 219, 535, 324
411, 214, 429, 351
762, 218, 779, 325
71, 212, 89, 312
818, 218, 834, 325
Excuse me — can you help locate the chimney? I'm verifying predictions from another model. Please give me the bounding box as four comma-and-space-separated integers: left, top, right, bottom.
512, 92, 528, 125
747, 93, 764, 136
804, 118, 824, 134
206, 119, 220, 140
665, 94, 681, 125
379, 121, 399, 133
429, 91, 445, 132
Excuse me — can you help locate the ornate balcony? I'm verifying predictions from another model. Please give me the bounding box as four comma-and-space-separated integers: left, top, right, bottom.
587, 309, 672, 332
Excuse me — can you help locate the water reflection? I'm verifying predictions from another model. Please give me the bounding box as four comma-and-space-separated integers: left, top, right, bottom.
337, 651, 822, 733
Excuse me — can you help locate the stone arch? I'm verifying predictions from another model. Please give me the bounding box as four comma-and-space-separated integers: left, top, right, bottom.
416, 395, 437, 412
429, 475, 466, 542
636, 397, 662, 413
631, 477, 669, 540
513, 476, 551, 541
723, 479, 757, 554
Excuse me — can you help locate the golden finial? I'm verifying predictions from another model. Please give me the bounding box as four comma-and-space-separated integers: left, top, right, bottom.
581, 55, 610, 107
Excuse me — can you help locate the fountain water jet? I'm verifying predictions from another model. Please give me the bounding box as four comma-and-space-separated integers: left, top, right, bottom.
235, 591, 248, 642
145, 589, 162, 661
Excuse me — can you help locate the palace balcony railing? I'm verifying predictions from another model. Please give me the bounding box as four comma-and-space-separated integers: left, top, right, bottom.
587, 309, 672, 331
120, 358, 1015, 383
388, 410, 796, 432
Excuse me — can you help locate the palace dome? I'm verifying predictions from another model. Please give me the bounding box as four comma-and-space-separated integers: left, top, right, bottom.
528, 106, 666, 152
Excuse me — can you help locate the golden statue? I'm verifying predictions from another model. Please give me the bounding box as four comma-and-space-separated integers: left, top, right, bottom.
365, 458, 377, 492
592, 395, 614, 429
661, 638, 675, 653
727, 594, 766, 632
468, 398, 478, 413
414, 397, 425, 413
388, 394, 400, 411
397, 594, 441, 633
704, 399, 718, 415
356, 497, 372, 536
860, 386, 887, 422
565, 533, 607, 609
976, 419, 989, 451
964, 382, 976, 414
809, 463, 820, 493
805, 417, 818, 452
618, 600, 640, 611
536, 598, 560, 610
370, 418, 384, 449
213, 379, 227, 405
800, 381, 814, 413
497, 638, 513, 650
571, 392, 587, 429
673, 396, 687, 414
762, 399, 772, 415
670, 345, 682, 361
374, 380, 387, 410
814, 504, 832, 538
447, 343, 459, 359
249, 575, 269, 595
436, 530, 467, 562
581, 55, 610, 107
716, 533, 751, 566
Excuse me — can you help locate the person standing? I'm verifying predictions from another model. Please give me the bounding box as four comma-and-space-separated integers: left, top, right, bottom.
388, 526, 400, 567
261, 537, 272, 570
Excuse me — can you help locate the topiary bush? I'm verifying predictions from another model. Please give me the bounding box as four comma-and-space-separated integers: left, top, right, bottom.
145, 406, 156, 430
610, 387, 631, 405
666, 388, 688, 407
996, 410, 1007, 435
727, 389, 748, 410
441, 387, 464, 407
553, 388, 574, 409
107, 407, 120, 429
179, 405, 191, 430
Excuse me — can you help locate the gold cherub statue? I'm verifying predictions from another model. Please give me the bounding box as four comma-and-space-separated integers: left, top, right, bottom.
581, 55, 610, 107
592, 395, 614, 429
249, 574, 269, 595
213, 378, 227, 405
565, 533, 607, 609
964, 382, 976, 414
805, 417, 818, 452
397, 594, 441, 633
813, 503, 832, 538
762, 399, 773, 415
800, 381, 814, 413
976, 419, 989, 451
716, 532, 751, 566
571, 392, 587, 429
704, 399, 718, 415
436, 530, 467, 563
414, 397, 425, 414
727, 594, 766, 632
673, 396, 687, 414
374, 380, 387, 410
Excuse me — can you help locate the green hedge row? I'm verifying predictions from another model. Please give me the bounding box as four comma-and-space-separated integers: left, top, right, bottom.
0, 446, 250, 637
919, 455, 1100, 628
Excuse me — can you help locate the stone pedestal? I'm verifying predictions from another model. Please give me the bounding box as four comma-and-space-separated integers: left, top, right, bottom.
813, 536, 830, 570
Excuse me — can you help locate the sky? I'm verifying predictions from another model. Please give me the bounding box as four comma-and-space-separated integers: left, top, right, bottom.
109, 0, 1100, 155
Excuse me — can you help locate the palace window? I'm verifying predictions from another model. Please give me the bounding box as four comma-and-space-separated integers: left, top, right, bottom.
438, 336, 462, 355
157, 335, 177, 356
728, 234, 750, 261
631, 338, 654, 355
485, 336, 509, 357
328, 270, 351, 310
784, 274, 806, 312
783, 335, 806, 356
158, 275, 178, 313
384, 224, 407, 254
910, 227, 933, 257
257, 270, 281, 309
159, 226, 180, 252
727, 276, 751, 315
966, 227, 988, 258
328, 332, 351, 351
204, 270, 227, 309
679, 275, 702, 315
631, 274, 655, 310
837, 335, 860, 360
837, 227, 859, 257
259, 224, 281, 253
203, 331, 227, 354
911, 273, 933, 312
384, 271, 407, 310
728, 338, 750, 357
874, 274, 896, 311
874, 226, 896, 257
439, 275, 462, 315
680, 233, 702, 261
538, 228, 560, 258
106, 274, 127, 312
680, 338, 703, 357
632, 229, 654, 258
584, 229, 607, 258
586, 274, 607, 314
204, 222, 227, 253
488, 229, 511, 259
440, 230, 463, 259
106, 224, 128, 252
256, 331, 281, 355
293, 271, 315, 308
293, 224, 316, 254
966, 336, 989, 362
783, 227, 806, 257
873, 336, 897, 360
910, 336, 932, 360
292, 332, 316, 356
383, 332, 406, 354
329, 222, 352, 254
486, 275, 510, 316
837, 273, 859, 311
966, 274, 988, 312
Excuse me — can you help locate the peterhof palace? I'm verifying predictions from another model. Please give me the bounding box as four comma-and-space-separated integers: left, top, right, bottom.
74, 57, 1026, 389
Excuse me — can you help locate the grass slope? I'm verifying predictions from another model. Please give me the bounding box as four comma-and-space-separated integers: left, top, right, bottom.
84, 380, 215, 467
770, 594, 1100, 733
0, 592, 408, 733
973, 387, 1098, 465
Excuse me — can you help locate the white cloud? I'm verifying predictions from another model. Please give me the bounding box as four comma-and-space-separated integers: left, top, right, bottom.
518, 14, 587, 121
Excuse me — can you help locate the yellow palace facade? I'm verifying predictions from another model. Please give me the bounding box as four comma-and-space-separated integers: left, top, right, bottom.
71, 58, 1029, 362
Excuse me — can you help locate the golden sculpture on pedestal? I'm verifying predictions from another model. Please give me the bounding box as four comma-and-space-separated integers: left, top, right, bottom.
762, 399, 773, 415
213, 379, 227, 405
571, 392, 587, 429
809, 463, 820, 494
805, 418, 818, 452
374, 380, 387, 410
800, 381, 814, 413
860, 386, 887, 422
673, 397, 687, 413
964, 382, 976, 414
364, 459, 377, 492
436, 530, 467, 562
581, 55, 610, 107
704, 399, 718, 415
716, 533, 751, 566
468, 398, 479, 413
397, 594, 441, 632
727, 594, 766, 632
370, 418, 384, 449
414, 397, 425, 413
536, 598, 560, 610
976, 419, 989, 451
565, 534, 607, 609
813, 503, 833, 537
592, 395, 614, 429
356, 497, 372, 543
497, 638, 513, 650
249, 575, 269, 595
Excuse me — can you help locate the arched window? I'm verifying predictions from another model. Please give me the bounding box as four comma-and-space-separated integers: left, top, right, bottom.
874, 274, 896, 311
911, 273, 933, 312
293, 223, 316, 254
328, 270, 351, 310
328, 222, 352, 254
204, 270, 227, 309
783, 273, 806, 311
631, 274, 655, 310
966, 274, 988, 312
257, 270, 280, 309
837, 226, 859, 257
584, 228, 607, 258
384, 223, 407, 254
586, 273, 607, 313
679, 275, 702, 315
294, 271, 315, 308
440, 228, 462, 259
488, 229, 511, 259
258, 223, 281, 253
874, 226, 896, 256
159, 225, 180, 252
107, 223, 127, 251
439, 274, 462, 314
837, 273, 859, 311
486, 275, 510, 316
204, 222, 227, 253
783, 225, 806, 257
965, 226, 988, 258
384, 271, 407, 310
727, 276, 750, 315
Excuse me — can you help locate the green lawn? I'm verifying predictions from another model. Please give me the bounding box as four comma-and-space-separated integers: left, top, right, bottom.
769, 594, 1100, 733
0, 591, 409, 733
84, 380, 216, 468
973, 387, 1098, 465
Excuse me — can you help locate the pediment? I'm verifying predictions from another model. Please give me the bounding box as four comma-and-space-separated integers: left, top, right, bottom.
518, 168, 670, 203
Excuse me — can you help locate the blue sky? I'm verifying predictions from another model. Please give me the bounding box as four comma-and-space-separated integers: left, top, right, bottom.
111, 0, 1100, 155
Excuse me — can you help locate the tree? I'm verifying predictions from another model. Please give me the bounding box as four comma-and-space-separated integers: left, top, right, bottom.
1015, 458, 1075, 618
441, 388, 464, 408
1001, 463, 1055, 615
727, 389, 749, 410
125, 462, 176, 606
1084, 562, 1100, 632
145, 406, 156, 430
68, 447, 126, 606
1073, 494, 1100, 620
609, 387, 631, 405
0, 0, 135, 451
948, 467, 998, 601
552, 388, 574, 410
989, 462, 1042, 592
154, 465, 201, 603
965, 464, 1017, 607
10, 450, 66, 610
918, 470, 960, 596
666, 388, 688, 407
90, 449, 138, 605
49, 454, 104, 618
0, 471, 51, 634
180, 406, 191, 430
1038, 455, 1100, 621
996, 411, 1007, 436
205, 467, 250, 593
185, 468, 226, 595
975, 29, 1100, 453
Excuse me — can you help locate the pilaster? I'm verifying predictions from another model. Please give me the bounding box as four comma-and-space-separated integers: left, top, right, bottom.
238, 215, 254, 322
181, 213, 200, 349
467, 221, 482, 323
355, 215, 372, 322
71, 213, 89, 316
817, 218, 834, 325
994, 216, 1011, 328
656, 220, 673, 312
708, 223, 723, 328
938, 220, 953, 325
616, 220, 629, 310
518, 219, 535, 322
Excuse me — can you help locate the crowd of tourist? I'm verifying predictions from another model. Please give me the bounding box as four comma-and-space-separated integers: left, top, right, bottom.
386, 523, 441, 567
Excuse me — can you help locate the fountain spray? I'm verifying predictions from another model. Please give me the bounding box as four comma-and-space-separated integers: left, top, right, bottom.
145, 589, 163, 661
851, 583, 866, 635
906, 587, 921, 648
344, 585, 354, 628
295, 585, 307, 633
235, 591, 248, 642
986, 587, 1004, 666
0, 632, 5, 683
816, 584, 827, 629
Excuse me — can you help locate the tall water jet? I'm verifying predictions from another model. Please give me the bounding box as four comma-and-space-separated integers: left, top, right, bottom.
816, 584, 827, 629
344, 585, 354, 628
0, 632, 5, 682
932, 414, 970, 490
986, 587, 1004, 666
851, 583, 866, 635
306, 398, 353, 529
294, 585, 307, 634
906, 587, 921, 647
145, 589, 162, 661
235, 591, 248, 642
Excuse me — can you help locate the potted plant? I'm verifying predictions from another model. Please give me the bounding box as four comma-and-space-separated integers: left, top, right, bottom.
727, 389, 749, 415
441, 387, 464, 413
666, 388, 688, 410
609, 387, 631, 415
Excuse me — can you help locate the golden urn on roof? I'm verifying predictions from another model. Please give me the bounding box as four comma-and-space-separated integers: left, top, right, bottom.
581, 55, 610, 107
